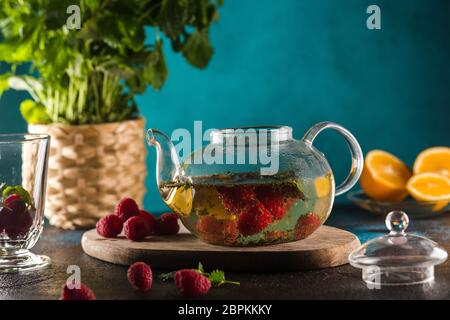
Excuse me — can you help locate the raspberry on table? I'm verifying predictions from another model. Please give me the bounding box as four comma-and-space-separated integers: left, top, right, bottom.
139, 210, 157, 235
154, 213, 180, 236
294, 212, 321, 240
60, 283, 96, 300
175, 269, 211, 298
115, 198, 140, 223
124, 216, 150, 241
96, 214, 123, 238
237, 202, 273, 236
127, 262, 153, 292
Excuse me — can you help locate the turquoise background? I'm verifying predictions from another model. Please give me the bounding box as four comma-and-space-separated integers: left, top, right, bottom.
1, 0, 449, 213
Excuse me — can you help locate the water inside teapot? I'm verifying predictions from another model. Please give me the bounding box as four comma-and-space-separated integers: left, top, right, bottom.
159, 171, 334, 246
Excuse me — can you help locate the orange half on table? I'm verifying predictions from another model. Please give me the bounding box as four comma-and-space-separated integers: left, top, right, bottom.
360, 150, 412, 202
406, 173, 450, 210
413, 146, 450, 178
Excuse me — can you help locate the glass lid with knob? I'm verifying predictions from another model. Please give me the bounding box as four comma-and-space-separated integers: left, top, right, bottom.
349, 210, 448, 286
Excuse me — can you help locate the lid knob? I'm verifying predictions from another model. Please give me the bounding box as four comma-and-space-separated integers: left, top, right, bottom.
385, 210, 409, 234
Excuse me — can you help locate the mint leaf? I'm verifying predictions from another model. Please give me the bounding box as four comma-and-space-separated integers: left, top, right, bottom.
158, 0, 186, 39
209, 269, 240, 287
144, 40, 168, 90
2, 185, 33, 207
209, 269, 226, 286
197, 262, 205, 274
159, 271, 176, 282
182, 29, 213, 69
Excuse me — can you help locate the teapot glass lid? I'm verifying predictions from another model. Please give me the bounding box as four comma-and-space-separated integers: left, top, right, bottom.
349, 211, 448, 286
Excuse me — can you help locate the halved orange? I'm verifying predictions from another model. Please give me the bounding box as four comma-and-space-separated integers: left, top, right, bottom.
360, 150, 412, 202
413, 146, 450, 178
406, 173, 450, 202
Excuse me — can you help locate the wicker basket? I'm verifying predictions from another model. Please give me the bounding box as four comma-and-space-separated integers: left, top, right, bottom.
23, 118, 147, 229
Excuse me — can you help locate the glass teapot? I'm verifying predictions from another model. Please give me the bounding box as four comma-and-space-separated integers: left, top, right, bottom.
147, 122, 363, 246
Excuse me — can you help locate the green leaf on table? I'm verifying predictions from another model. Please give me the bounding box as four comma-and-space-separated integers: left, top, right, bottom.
20, 100, 51, 125
159, 271, 176, 282
182, 29, 213, 69
2, 185, 33, 207
197, 261, 205, 274
208, 269, 240, 287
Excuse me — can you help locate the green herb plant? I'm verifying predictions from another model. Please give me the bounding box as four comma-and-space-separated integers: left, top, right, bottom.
0, 0, 222, 125
160, 262, 240, 287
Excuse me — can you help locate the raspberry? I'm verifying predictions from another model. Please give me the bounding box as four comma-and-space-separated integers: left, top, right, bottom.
96, 214, 123, 238
123, 216, 150, 241
127, 262, 153, 292
60, 283, 96, 300
3, 210, 33, 239
5, 197, 27, 213
115, 198, 140, 223
255, 186, 297, 220
139, 210, 156, 235
255, 186, 286, 220
154, 213, 180, 235
197, 216, 238, 245
0, 199, 33, 239
237, 203, 272, 236
175, 269, 211, 298
217, 186, 256, 214
294, 212, 321, 240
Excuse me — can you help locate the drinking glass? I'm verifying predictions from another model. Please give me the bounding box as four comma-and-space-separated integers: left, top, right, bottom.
0, 134, 50, 272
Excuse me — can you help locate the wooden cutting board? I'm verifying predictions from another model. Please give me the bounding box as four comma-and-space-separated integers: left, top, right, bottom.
81, 226, 360, 271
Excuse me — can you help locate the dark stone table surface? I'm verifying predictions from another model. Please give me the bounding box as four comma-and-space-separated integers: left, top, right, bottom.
1, 204, 450, 300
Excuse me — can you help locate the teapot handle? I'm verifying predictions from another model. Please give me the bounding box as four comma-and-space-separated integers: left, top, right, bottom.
302, 122, 364, 196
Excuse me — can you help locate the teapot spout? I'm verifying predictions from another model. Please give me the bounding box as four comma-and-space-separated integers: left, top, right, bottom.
146, 129, 182, 186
